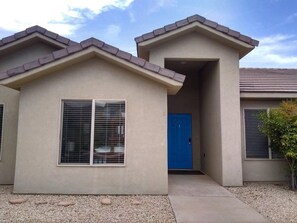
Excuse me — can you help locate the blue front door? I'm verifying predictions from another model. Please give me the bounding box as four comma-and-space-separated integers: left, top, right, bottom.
168, 114, 192, 169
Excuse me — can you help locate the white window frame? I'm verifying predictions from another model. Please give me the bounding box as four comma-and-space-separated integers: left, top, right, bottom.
0, 104, 4, 161
243, 108, 283, 161
58, 99, 126, 167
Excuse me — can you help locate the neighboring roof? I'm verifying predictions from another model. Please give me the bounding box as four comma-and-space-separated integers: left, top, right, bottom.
135, 14, 259, 47
0, 25, 77, 49
0, 37, 185, 85
240, 68, 297, 93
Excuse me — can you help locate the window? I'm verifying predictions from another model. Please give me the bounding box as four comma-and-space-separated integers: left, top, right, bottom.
60, 100, 125, 165
0, 104, 3, 159
244, 109, 282, 159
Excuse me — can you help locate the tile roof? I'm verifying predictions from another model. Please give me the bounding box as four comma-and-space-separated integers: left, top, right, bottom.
0, 25, 77, 48
240, 68, 297, 93
135, 14, 259, 47
0, 38, 185, 83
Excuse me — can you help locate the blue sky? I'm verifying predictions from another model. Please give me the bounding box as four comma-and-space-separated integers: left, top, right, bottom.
0, 0, 297, 68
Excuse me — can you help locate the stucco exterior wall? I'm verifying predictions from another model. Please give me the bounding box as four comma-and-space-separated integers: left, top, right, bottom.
241, 99, 288, 181
0, 85, 19, 184
148, 31, 243, 186
0, 42, 60, 73
13, 57, 168, 194
168, 71, 201, 170
200, 61, 222, 184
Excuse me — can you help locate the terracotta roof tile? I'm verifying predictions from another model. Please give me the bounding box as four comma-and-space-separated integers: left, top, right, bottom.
164, 23, 177, 32
2, 36, 15, 44
0, 25, 78, 49
175, 19, 189, 27
39, 55, 55, 65
130, 56, 146, 67
238, 34, 252, 43
56, 35, 70, 45
203, 19, 218, 29
135, 14, 259, 47
0, 37, 185, 84
7, 66, 25, 77
142, 32, 155, 41
14, 30, 27, 39
0, 72, 9, 80
53, 48, 68, 59
240, 68, 297, 93
187, 14, 206, 23
116, 50, 132, 61
159, 68, 175, 78
24, 60, 40, 71
44, 30, 58, 39
228, 30, 240, 38
102, 43, 119, 55
67, 44, 83, 54
153, 28, 166, 36
144, 61, 160, 73
173, 73, 186, 82
216, 25, 229, 34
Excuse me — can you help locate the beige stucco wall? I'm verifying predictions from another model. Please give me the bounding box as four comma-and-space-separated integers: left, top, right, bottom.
13, 57, 168, 194
168, 71, 201, 170
148, 31, 243, 186
0, 42, 60, 73
200, 61, 223, 184
241, 99, 288, 181
0, 85, 19, 184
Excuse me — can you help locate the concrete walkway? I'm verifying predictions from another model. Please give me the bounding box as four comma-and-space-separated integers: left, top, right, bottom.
169, 175, 270, 223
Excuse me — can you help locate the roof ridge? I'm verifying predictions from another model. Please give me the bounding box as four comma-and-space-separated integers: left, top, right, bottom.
0, 37, 185, 83
135, 14, 259, 47
0, 25, 78, 48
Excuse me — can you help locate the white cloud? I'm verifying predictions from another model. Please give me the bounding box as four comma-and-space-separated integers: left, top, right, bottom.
0, 0, 134, 36
240, 34, 297, 68
285, 12, 297, 23
104, 24, 122, 39
148, 0, 177, 13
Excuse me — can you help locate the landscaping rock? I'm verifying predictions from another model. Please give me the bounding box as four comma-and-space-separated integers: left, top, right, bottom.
132, 200, 141, 205
57, 201, 75, 207
9, 198, 28, 204
101, 198, 111, 205
35, 201, 48, 205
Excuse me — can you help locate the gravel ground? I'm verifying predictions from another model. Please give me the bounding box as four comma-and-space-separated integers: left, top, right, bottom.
0, 186, 176, 223
226, 182, 297, 223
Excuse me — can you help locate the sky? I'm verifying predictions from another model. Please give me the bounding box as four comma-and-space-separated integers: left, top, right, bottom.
0, 0, 297, 68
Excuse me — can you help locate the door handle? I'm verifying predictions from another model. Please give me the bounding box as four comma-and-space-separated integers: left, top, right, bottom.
189, 138, 191, 144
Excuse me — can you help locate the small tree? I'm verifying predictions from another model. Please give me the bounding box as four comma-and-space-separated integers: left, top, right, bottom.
258, 100, 297, 189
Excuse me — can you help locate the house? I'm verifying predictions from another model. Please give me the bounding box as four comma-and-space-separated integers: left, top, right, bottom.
0, 15, 292, 194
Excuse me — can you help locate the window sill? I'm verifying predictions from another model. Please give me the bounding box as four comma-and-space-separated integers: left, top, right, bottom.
244, 158, 285, 161
57, 164, 126, 167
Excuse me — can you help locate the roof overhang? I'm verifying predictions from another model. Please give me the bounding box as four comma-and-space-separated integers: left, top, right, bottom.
137, 22, 255, 59
0, 46, 183, 95
0, 33, 67, 56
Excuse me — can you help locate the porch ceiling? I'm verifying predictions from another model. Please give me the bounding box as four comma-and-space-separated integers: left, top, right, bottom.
165, 60, 207, 75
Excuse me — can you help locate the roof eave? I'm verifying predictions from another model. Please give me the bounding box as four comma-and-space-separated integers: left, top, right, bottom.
0, 47, 183, 94
137, 22, 256, 59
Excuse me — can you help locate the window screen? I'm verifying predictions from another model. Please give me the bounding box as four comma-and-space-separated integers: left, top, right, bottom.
60, 100, 92, 164
245, 109, 269, 158
0, 105, 3, 154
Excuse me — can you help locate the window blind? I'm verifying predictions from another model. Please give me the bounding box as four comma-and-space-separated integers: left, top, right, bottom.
60, 100, 92, 164
245, 109, 269, 158
93, 101, 125, 164
60, 100, 125, 165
